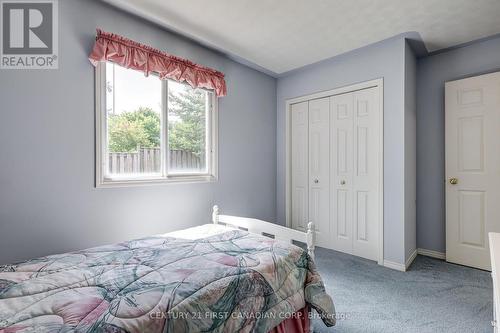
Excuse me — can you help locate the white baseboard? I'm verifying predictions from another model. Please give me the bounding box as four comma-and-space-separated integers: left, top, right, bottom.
383, 249, 417, 272
383, 260, 406, 272
417, 248, 446, 260
405, 249, 418, 269
383, 249, 444, 272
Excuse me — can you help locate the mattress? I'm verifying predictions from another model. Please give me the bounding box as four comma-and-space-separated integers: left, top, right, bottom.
0, 225, 335, 332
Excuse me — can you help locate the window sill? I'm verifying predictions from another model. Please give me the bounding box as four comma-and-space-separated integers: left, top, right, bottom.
96, 175, 217, 188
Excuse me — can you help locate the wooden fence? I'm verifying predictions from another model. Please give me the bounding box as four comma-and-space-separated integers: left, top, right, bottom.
108, 148, 204, 174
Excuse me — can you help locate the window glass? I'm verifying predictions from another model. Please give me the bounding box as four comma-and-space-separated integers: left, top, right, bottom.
168, 80, 209, 174
105, 63, 162, 176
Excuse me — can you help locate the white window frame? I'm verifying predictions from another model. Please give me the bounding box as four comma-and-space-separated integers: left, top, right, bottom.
95, 62, 218, 187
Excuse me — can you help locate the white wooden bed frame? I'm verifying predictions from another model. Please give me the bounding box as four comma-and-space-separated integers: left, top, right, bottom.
490, 232, 500, 332
212, 205, 316, 259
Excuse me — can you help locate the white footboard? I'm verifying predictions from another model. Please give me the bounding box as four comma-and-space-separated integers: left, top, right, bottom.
212, 205, 315, 259
490, 233, 500, 332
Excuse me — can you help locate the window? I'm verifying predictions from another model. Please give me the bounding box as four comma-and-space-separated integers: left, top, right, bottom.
96, 62, 217, 186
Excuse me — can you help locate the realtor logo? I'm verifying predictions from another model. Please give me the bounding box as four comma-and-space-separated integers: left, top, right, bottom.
1, 0, 58, 69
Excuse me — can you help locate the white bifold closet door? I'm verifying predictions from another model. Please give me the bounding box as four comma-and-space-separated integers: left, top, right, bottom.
291, 87, 380, 261
331, 88, 380, 261
291, 98, 331, 247
309, 98, 331, 247
291, 101, 309, 233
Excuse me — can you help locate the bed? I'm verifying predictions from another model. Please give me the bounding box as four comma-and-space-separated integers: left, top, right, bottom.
0, 206, 335, 333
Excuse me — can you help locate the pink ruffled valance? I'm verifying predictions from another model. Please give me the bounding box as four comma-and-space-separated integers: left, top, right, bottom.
88, 29, 227, 97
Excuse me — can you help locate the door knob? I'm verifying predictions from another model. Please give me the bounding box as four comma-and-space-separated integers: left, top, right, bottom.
340, 180, 346, 185
449, 177, 458, 185
314, 179, 319, 184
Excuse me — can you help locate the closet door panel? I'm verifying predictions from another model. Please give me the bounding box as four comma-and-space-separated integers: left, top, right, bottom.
291, 102, 309, 231
352, 88, 380, 261
309, 97, 331, 247
330, 94, 354, 253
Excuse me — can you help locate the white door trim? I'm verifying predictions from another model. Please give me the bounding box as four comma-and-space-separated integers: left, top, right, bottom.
285, 78, 384, 265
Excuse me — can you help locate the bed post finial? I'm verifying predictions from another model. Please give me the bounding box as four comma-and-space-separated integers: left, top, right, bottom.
306, 222, 315, 260
212, 205, 219, 224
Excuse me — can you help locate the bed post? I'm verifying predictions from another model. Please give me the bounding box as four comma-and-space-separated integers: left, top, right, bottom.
307, 222, 316, 332
306, 222, 315, 260
212, 205, 219, 224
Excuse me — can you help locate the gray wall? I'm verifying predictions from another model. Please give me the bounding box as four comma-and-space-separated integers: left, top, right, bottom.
417, 35, 500, 253
0, 0, 277, 264
276, 34, 410, 264
404, 41, 417, 262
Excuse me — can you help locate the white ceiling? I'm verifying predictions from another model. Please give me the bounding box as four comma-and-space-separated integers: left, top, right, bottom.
103, 0, 500, 75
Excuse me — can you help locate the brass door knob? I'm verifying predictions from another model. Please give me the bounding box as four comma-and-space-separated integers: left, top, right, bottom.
449, 177, 458, 185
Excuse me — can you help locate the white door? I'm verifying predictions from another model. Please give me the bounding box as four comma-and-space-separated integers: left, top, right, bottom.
309, 98, 331, 247
330, 87, 380, 261
351, 88, 380, 261
446, 72, 500, 271
330, 92, 354, 254
291, 101, 309, 231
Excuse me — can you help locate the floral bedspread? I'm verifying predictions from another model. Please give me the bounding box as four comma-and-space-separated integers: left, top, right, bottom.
0, 226, 335, 332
